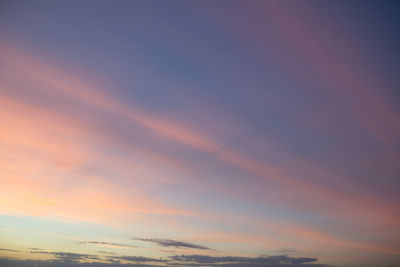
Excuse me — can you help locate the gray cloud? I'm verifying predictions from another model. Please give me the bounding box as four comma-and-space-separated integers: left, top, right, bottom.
77, 241, 139, 249
169, 254, 333, 266
30, 248, 44, 251
133, 238, 211, 250
0, 259, 163, 267
107, 255, 168, 263
6, 251, 333, 267
0, 248, 19, 252
170, 254, 317, 264
31, 251, 100, 263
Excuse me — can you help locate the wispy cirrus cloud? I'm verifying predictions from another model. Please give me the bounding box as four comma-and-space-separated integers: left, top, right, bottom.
133, 238, 212, 250
0, 38, 398, 262
1, 1, 400, 263
2, 38, 391, 226
77, 241, 139, 249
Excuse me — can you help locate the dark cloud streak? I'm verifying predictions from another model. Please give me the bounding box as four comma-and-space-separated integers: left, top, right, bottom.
133, 238, 211, 250
170, 254, 319, 264
107, 256, 168, 263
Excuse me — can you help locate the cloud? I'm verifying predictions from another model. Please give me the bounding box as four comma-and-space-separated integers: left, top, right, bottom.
30, 251, 100, 263
277, 249, 297, 254
0, 254, 333, 267
106, 256, 167, 263
30, 248, 44, 251
169, 254, 319, 265
0, 259, 162, 267
98, 251, 117, 255
77, 241, 139, 249
1, 38, 399, 259
0, 248, 19, 252
133, 238, 212, 250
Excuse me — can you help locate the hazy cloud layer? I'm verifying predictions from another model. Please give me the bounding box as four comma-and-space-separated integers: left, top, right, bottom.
98, 251, 117, 255
1, 1, 400, 266
133, 238, 211, 250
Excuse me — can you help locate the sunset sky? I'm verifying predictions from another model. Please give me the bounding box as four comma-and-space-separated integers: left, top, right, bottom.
0, 1, 399, 267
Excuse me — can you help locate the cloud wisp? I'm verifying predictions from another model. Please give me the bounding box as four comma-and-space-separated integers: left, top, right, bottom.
98, 251, 117, 255
77, 241, 139, 249
133, 238, 212, 250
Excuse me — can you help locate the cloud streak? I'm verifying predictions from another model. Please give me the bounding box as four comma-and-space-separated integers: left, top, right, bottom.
106, 256, 167, 263
0, 248, 19, 252
169, 254, 326, 266
133, 238, 212, 250
77, 241, 139, 249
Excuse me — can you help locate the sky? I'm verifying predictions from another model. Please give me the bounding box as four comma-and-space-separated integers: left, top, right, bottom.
0, 1, 399, 267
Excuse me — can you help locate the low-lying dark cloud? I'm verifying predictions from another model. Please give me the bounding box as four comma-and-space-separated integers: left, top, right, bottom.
0, 259, 161, 267
133, 238, 211, 250
0, 256, 334, 267
4, 250, 333, 267
31, 251, 100, 263
107, 256, 168, 263
30, 248, 44, 251
78, 241, 139, 249
170, 254, 319, 265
